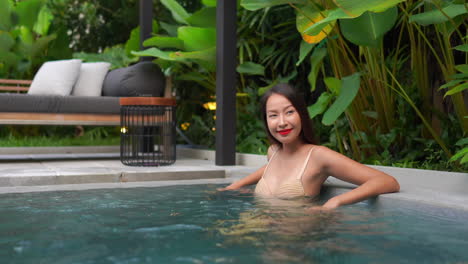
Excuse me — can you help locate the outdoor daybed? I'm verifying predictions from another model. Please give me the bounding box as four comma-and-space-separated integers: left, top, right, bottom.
0, 60, 166, 126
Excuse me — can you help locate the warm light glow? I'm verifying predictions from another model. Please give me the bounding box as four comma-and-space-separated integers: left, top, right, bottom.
120, 127, 128, 134
181, 122, 190, 131
211, 127, 216, 131
203, 102, 217, 111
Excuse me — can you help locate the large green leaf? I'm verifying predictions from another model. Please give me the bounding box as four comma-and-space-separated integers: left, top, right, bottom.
324, 77, 341, 95
302, 8, 351, 36
160, 22, 179, 37
0, 32, 15, 51
186, 7, 216, 27
0, 0, 12, 30
33, 5, 52, 35
241, 0, 306, 11
334, 0, 404, 17
125, 21, 159, 56
340, 7, 398, 47
296, 41, 315, 66
161, 0, 190, 25
169, 47, 216, 62
322, 73, 361, 125
177, 26, 216, 51
202, 0, 217, 7
308, 92, 332, 119
297, 6, 336, 43
132, 47, 178, 61
409, 4, 468, 26
143, 36, 184, 50
133, 47, 216, 63
236, 61, 265, 76
307, 47, 327, 91
125, 27, 141, 56
14, 0, 43, 30
31, 34, 56, 57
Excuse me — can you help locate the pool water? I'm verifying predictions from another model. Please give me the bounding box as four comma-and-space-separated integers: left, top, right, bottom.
1, 184, 467, 263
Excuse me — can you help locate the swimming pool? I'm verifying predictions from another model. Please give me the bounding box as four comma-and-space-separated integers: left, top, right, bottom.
1, 184, 467, 263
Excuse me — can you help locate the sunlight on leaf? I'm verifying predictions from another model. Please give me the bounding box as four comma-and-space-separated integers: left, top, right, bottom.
297, 8, 336, 44
302, 8, 350, 36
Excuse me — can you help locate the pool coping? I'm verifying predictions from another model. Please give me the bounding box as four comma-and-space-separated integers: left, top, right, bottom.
0, 146, 466, 211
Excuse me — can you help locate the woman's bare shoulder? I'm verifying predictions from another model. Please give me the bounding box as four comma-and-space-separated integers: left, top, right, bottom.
267, 144, 281, 160
308, 145, 342, 165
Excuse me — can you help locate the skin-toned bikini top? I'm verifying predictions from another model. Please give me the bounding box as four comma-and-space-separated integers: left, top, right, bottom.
255, 146, 316, 199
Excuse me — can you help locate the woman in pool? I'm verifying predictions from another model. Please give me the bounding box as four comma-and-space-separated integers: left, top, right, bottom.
220, 83, 400, 209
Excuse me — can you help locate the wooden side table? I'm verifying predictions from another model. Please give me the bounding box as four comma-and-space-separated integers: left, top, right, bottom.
119, 97, 177, 166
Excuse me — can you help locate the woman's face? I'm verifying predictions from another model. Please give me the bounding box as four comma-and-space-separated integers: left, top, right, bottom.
265, 93, 302, 145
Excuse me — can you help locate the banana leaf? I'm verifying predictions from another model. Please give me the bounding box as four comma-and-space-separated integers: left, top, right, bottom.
409, 4, 467, 26
322, 73, 361, 125
161, 0, 190, 25
241, 0, 306, 11
297, 7, 336, 44
186, 7, 216, 28
237, 61, 265, 76
143, 36, 185, 50
177, 26, 216, 52
334, 0, 405, 17
340, 7, 398, 47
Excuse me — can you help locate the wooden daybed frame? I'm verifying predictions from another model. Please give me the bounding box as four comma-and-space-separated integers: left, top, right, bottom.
0, 79, 120, 126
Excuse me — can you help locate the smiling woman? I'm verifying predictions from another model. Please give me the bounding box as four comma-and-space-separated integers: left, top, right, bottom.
219, 84, 400, 209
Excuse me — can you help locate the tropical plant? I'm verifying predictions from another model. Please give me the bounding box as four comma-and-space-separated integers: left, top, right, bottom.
0, 0, 71, 79
240, 0, 467, 164
73, 45, 138, 69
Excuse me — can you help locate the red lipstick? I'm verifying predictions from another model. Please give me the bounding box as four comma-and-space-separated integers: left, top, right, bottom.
278, 129, 292, 135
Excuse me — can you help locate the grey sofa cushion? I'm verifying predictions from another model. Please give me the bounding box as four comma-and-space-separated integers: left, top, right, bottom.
102, 61, 165, 97
0, 94, 120, 114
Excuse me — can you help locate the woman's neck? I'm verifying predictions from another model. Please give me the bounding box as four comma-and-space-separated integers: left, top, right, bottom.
281, 138, 306, 154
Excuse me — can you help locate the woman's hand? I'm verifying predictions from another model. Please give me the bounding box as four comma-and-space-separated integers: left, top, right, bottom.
322, 197, 341, 209
217, 184, 237, 191
306, 197, 341, 212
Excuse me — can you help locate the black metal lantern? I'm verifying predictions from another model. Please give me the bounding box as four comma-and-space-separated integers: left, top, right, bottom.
120, 97, 176, 166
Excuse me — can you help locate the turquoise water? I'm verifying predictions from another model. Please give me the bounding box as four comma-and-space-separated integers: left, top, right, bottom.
1, 184, 468, 263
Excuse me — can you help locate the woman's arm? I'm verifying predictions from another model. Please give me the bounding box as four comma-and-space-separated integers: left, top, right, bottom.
218, 165, 266, 190
218, 145, 277, 191
316, 146, 400, 209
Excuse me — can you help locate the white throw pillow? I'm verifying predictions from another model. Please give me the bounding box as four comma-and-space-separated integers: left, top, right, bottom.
28, 59, 82, 96
72, 62, 111, 96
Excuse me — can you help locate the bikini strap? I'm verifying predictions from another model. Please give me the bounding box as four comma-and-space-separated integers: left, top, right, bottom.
296, 146, 316, 180
262, 146, 279, 177
260, 146, 280, 195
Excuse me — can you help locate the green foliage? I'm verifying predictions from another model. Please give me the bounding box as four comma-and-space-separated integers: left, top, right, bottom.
408, 4, 467, 26
340, 7, 398, 47
450, 138, 468, 165
321, 73, 361, 126
73, 45, 138, 69
234, 0, 466, 172
0, 126, 119, 147
0, 0, 70, 78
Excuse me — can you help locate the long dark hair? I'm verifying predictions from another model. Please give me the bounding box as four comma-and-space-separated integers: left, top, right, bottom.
260, 83, 317, 146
